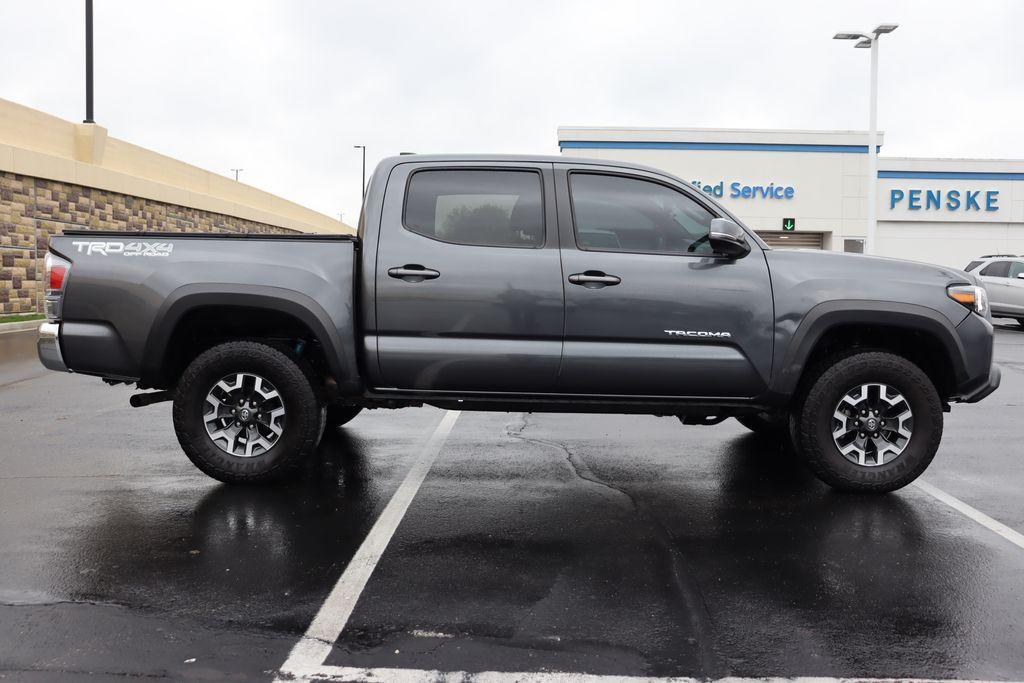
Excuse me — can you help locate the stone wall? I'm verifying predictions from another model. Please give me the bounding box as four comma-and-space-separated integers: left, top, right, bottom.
0, 171, 297, 315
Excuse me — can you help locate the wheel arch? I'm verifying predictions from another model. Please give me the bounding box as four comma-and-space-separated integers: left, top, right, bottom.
770, 301, 969, 404
141, 285, 361, 393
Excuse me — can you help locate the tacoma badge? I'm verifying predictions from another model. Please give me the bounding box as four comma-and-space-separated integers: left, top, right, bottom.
664, 330, 732, 338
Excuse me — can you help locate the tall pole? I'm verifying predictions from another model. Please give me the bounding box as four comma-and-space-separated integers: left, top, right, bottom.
354, 145, 366, 200
84, 0, 94, 123
866, 37, 879, 254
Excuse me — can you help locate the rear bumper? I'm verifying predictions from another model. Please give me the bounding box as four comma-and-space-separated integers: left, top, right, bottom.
37, 322, 69, 373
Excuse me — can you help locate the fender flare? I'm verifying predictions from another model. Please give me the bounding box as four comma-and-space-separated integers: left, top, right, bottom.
140, 284, 360, 391
768, 300, 969, 398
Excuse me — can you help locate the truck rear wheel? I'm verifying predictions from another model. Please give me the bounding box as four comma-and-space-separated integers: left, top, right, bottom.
794, 351, 942, 493
172, 341, 323, 484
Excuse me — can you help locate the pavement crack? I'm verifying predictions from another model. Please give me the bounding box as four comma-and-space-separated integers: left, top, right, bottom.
503, 413, 723, 675
0, 667, 170, 679
0, 598, 121, 608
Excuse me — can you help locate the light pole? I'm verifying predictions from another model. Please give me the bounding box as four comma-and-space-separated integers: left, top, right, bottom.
353, 145, 366, 200
84, 0, 94, 123
834, 24, 898, 255
230, 168, 243, 181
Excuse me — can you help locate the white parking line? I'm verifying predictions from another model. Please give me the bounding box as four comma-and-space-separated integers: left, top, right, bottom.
914, 479, 1024, 551
276, 409, 461, 681
286, 665, 1019, 683
275, 419, 1023, 682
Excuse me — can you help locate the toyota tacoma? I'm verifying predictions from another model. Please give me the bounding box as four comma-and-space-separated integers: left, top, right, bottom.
37, 155, 1000, 492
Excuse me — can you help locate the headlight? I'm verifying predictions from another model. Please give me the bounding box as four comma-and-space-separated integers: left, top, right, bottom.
947, 284, 988, 315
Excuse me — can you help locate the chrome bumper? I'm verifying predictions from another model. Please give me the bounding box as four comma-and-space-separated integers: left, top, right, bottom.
38, 322, 69, 372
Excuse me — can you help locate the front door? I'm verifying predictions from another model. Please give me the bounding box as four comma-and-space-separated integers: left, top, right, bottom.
554, 165, 774, 398
373, 162, 564, 392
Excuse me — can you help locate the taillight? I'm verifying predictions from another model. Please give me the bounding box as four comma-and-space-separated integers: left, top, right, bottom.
45, 252, 70, 294
44, 251, 71, 321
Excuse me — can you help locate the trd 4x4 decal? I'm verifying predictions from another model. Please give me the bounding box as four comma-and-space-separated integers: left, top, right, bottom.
71, 241, 174, 257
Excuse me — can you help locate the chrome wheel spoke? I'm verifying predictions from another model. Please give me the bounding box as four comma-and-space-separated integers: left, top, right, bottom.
838, 436, 868, 465
203, 372, 286, 458
831, 409, 850, 438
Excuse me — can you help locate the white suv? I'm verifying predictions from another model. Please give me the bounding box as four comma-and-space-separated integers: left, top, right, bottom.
964, 255, 1024, 327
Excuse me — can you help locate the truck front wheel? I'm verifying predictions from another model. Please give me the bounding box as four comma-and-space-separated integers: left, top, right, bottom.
172, 341, 323, 484
794, 351, 943, 493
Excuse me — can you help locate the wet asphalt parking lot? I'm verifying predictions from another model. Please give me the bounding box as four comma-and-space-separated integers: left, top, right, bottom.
2, 325, 1024, 681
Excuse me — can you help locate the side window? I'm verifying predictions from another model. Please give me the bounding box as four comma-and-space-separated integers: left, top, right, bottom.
980, 260, 1012, 278
964, 260, 983, 272
569, 173, 714, 255
1009, 262, 1024, 278
403, 170, 544, 248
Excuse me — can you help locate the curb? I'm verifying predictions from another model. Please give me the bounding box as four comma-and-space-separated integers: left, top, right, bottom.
0, 320, 42, 335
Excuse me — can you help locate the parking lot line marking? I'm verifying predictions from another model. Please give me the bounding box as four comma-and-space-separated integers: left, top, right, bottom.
276, 409, 461, 681
914, 479, 1024, 551
295, 664, 1019, 683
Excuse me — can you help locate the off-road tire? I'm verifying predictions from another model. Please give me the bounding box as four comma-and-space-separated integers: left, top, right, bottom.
794, 351, 943, 493
326, 404, 363, 427
173, 341, 322, 484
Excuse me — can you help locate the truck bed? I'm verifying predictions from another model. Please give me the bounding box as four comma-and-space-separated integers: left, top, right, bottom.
50, 230, 360, 389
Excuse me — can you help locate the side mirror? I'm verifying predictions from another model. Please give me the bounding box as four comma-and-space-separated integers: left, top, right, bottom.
708, 218, 751, 258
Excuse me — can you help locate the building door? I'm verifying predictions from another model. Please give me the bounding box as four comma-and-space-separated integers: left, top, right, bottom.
756, 231, 825, 249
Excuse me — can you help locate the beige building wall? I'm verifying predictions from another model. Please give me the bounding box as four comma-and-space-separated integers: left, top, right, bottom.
0, 99, 355, 315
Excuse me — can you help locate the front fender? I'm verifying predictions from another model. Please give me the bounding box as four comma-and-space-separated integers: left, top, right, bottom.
767, 300, 970, 400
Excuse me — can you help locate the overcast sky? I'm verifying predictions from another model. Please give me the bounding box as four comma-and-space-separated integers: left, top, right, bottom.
3, 0, 1022, 226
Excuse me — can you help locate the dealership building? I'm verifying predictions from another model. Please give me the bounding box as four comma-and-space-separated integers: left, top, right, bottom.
558, 127, 1024, 269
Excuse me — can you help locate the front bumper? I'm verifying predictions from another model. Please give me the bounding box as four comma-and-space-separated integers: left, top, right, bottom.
37, 322, 69, 373
959, 363, 1000, 403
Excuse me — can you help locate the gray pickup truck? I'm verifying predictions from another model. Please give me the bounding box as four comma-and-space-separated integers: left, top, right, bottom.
38, 154, 999, 492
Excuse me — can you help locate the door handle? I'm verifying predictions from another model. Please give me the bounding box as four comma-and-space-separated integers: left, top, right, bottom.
568, 271, 621, 288
388, 264, 440, 282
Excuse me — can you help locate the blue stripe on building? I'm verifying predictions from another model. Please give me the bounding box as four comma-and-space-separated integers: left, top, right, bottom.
558, 140, 880, 153
878, 170, 1024, 181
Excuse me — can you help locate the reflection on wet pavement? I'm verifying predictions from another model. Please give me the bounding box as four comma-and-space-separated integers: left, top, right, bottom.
2, 327, 1024, 679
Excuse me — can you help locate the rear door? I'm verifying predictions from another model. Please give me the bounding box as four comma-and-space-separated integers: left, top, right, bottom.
372, 162, 564, 392
553, 164, 774, 398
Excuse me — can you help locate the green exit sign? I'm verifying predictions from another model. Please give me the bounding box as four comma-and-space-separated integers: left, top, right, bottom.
782, 217, 796, 231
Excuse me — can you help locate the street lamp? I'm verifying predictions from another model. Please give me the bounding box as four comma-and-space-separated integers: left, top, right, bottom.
353, 145, 366, 200
834, 23, 898, 255
84, 0, 94, 123
230, 168, 243, 181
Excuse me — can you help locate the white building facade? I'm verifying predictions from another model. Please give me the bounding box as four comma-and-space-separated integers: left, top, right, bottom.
558, 127, 1024, 269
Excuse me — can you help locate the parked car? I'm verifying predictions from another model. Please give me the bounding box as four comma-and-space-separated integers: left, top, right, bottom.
964, 255, 1024, 327
37, 155, 1000, 492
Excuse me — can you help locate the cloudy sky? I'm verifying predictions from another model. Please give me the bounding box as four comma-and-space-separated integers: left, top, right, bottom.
3, 0, 1022, 226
